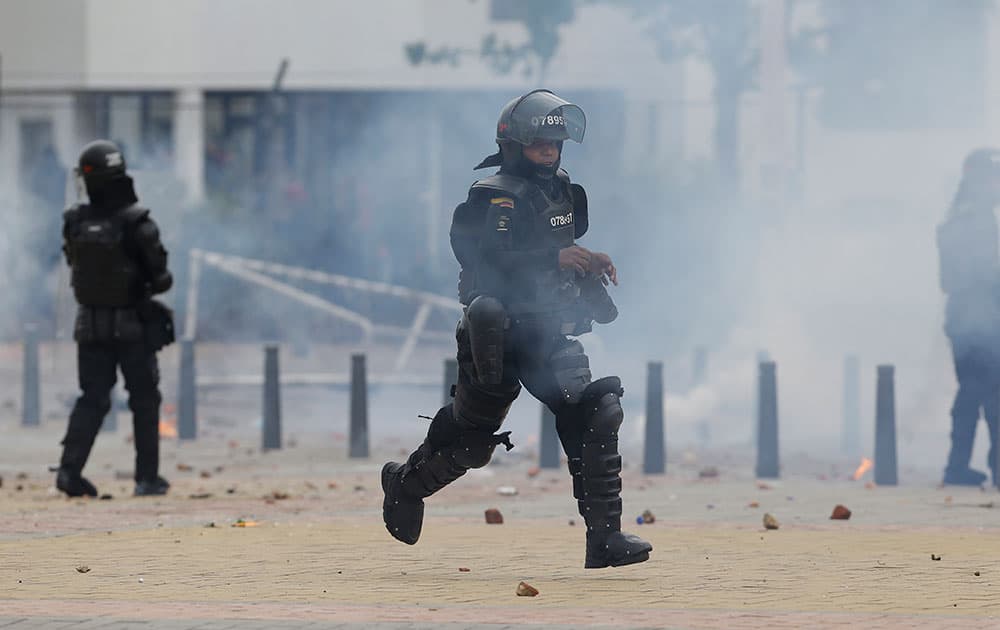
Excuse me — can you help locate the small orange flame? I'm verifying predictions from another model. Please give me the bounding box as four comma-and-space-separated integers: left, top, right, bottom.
159, 417, 178, 438
852, 457, 873, 481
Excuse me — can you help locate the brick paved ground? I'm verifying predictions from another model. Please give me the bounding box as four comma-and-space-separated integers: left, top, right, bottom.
3, 372, 1000, 629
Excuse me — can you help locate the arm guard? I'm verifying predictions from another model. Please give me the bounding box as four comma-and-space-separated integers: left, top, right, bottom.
133, 217, 173, 294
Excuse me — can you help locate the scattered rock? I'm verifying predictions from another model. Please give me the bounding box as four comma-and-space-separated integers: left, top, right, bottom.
975, 571, 981, 576
568, 519, 575, 526
232, 519, 258, 528
0, 475, 4, 488
747, 501, 760, 508
706, 504, 715, 510
114, 471, 132, 481
527, 466, 541, 478
641, 509, 655, 524
75, 566, 90, 573
189, 493, 212, 500
496, 486, 518, 496
99, 494, 113, 501
756, 482, 772, 490
485, 508, 504, 524
516, 581, 539, 597
458, 567, 471, 572
204, 522, 216, 528
226, 487, 236, 494
16, 472, 28, 480
270, 491, 290, 501
138, 578, 144, 583
214, 466, 225, 474
931, 554, 942, 561
830, 505, 852, 520
15, 485, 23, 492
199, 471, 212, 479
763, 513, 779, 530
327, 482, 339, 490
176, 463, 193, 472
864, 481, 876, 489
699, 467, 719, 479
304, 481, 318, 491
944, 496, 953, 505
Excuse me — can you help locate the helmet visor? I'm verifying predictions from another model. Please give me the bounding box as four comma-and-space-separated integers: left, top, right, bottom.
504, 91, 586, 145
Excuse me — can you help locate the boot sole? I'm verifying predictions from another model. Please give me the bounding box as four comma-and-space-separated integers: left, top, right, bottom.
585, 550, 651, 569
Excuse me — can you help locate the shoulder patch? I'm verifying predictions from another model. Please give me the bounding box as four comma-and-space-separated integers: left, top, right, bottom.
490, 196, 514, 209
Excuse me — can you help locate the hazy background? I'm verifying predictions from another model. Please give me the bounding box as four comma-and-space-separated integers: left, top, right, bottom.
1, 0, 997, 476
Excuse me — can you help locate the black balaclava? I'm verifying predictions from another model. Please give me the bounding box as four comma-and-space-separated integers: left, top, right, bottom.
475, 140, 564, 194
86, 174, 139, 213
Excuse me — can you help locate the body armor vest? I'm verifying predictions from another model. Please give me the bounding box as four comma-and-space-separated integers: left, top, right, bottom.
65, 204, 147, 308
471, 171, 577, 313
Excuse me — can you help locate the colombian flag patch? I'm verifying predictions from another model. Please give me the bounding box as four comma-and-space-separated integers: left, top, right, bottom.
491, 196, 514, 209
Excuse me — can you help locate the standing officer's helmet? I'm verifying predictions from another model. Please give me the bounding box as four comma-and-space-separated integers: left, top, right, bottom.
77, 140, 127, 190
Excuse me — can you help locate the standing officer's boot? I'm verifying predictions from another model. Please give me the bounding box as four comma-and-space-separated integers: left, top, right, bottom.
574, 378, 651, 569
55, 467, 98, 498
943, 408, 986, 486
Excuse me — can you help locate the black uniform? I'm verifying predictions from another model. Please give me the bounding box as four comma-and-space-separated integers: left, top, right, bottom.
56, 140, 175, 497
381, 90, 650, 569
937, 147, 1000, 487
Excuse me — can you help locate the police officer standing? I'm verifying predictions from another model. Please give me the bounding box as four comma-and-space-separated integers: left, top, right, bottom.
382, 90, 651, 568
936, 148, 1000, 486
56, 140, 175, 497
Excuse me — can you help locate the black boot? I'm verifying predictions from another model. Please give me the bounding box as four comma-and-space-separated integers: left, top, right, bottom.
381, 461, 426, 545
56, 467, 98, 498
382, 408, 511, 545
573, 378, 651, 569
943, 467, 987, 486
134, 476, 170, 496
575, 450, 652, 569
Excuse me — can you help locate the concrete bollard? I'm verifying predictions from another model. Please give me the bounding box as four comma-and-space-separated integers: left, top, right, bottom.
442, 358, 458, 407
349, 353, 369, 458
841, 355, 861, 456
643, 361, 665, 474
178, 339, 197, 440
755, 361, 780, 479
874, 365, 898, 486
262, 345, 282, 451
539, 404, 560, 469
21, 324, 40, 427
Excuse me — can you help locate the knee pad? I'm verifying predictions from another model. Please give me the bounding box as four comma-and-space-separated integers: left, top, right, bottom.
582, 376, 624, 438
551, 339, 592, 404
466, 296, 507, 385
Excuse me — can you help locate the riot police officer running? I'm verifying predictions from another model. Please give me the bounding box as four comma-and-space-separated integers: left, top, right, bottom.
56, 140, 175, 497
936, 147, 1000, 486
382, 90, 652, 568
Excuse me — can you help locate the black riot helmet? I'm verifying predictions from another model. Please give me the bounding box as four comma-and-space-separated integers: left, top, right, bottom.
496, 89, 586, 145
475, 89, 586, 179
77, 140, 127, 190
76, 139, 138, 209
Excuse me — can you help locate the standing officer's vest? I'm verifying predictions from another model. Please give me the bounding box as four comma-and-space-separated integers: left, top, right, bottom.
63, 204, 149, 308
